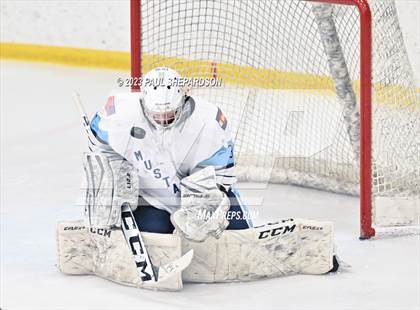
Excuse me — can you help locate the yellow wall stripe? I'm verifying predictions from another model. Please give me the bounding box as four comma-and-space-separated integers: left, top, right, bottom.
1, 42, 419, 104
0, 42, 130, 70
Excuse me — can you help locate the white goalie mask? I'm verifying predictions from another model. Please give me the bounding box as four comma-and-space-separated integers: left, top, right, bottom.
140, 67, 186, 129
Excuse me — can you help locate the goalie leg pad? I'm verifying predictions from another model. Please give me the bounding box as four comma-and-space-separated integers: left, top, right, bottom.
182, 218, 335, 282
56, 221, 184, 291
57, 218, 335, 287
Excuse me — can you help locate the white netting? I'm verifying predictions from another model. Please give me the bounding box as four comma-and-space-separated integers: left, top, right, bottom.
138, 0, 419, 227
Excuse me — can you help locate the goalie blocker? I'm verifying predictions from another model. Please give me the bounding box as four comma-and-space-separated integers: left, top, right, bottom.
57, 217, 337, 291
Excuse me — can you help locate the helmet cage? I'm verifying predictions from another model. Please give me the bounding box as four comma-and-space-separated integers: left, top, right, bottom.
141, 96, 185, 130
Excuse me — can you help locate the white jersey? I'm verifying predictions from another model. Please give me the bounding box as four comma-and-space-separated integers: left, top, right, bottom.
90, 93, 236, 213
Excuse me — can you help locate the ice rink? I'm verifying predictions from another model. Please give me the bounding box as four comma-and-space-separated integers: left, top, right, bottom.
1, 60, 419, 310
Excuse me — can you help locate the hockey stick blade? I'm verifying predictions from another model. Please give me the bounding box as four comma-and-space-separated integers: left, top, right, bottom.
156, 249, 194, 282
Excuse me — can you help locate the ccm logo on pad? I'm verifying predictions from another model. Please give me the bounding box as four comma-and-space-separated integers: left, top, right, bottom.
258, 225, 296, 239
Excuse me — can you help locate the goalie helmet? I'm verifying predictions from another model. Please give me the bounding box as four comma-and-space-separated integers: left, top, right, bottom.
140, 67, 186, 129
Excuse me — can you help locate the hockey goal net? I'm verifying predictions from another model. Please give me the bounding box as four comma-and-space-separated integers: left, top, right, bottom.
130, 0, 419, 239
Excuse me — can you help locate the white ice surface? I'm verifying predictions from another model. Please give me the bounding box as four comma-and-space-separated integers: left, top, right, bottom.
1, 61, 419, 310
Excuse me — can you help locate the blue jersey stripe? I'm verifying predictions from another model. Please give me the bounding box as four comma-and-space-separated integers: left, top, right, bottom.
198, 140, 234, 167
90, 113, 109, 145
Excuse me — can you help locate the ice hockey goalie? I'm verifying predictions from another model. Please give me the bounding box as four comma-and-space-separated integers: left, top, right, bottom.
56, 67, 339, 291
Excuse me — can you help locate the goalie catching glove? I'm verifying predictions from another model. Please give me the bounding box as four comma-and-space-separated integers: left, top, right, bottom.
171, 166, 230, 242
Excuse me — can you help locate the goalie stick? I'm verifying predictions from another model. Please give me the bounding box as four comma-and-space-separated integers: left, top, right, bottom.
72, 92, 193, 282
